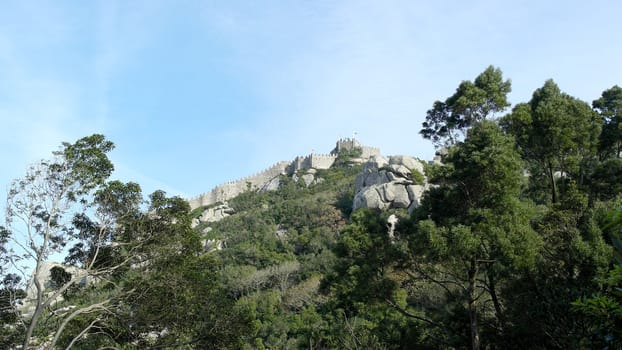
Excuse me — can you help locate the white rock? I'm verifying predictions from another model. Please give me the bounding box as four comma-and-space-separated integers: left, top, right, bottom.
370, 155, 389, 168
406, 185, 425, 202
389, 155, 424, 174
389, 164, 412, 178
301, 174, 315, 187
353, 186, 387, 210
261, 176, 280, 192
191, 218, 200, 228
199, 204, 235, 223
387, 214, 399, 241
391, 185, 411, 209
386, 172, 400, 182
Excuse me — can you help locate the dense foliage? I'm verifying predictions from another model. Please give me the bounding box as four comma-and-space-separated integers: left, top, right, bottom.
1, 69, 621, 349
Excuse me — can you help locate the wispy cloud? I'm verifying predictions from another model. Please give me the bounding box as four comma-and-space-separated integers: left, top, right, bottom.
2, 0, 622, 203
0, 1, 174, 199
199, 1, 437, 163
196, 0, 622, 169
0, 8, 84, 188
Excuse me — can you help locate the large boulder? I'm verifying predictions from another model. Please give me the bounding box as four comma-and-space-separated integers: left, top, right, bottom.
196, 204, 235, 225
406, 185, 425, 203
353, 186, 388, 210
261, 176, 280, 192
406, 184, 426, 212
389, 155, 425, 174
301, 173, 315, 187
386, 183, 411, 208
355, 156, 391, 189
388, 164, 412, 178
353, 156, 428, 212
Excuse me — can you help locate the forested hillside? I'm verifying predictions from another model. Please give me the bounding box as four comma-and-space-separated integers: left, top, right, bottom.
1, 67, 622, 349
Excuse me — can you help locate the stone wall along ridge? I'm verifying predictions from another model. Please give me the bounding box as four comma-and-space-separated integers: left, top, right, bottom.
332, 138, 381, 159
188, 138, 380, 210
360, 146, 381, 159
188, 161, 289, 210
287, 153, 337, 173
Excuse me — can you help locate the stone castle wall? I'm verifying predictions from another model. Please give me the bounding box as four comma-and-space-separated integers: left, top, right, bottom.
310, 153, 338, 169
331, 137, 380, 159
360, 146, 381, 159
188, 161, 289, 210
287, 153, 337, 174
188, 138, 381, 210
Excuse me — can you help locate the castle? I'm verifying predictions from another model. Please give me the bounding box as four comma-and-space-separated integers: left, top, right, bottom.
187, 138, 380, 210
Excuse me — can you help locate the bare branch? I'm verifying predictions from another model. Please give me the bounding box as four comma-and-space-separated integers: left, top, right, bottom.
64, 316, 101, 350
50, 299, 111, 349
384, 298, 439, 327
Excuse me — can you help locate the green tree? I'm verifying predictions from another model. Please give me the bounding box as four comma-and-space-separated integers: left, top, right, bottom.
3, 134, 118, 349
98, 192, 252, 349
593, 85, 622, 159
501, 188, 611, 348
572, 209, 622, 349
0, 273, 25, 347
501, 80, 601, 203
420, 66, 511, 147
413, 121, 540, 349
589, 158, 622, 201
325, 208, 430, 349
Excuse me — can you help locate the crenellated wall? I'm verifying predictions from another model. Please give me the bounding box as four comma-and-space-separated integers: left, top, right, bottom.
188, 139, 381, 210
188, 161, 289, 210
331, 138, 380, 159
287, 153, 337, 174
331, 137, 360, 154
360, 146, 381, 159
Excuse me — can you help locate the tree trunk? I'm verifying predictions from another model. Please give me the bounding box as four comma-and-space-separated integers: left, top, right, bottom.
468, 259, 480, 350
548, 161, 557, 203
23, 262, 44, 349
487, 268, 505, 331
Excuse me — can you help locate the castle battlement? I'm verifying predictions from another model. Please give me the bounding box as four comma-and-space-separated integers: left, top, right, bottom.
332, 138, 380, 159
188, 139, 379, 210
188, 161, 289, 210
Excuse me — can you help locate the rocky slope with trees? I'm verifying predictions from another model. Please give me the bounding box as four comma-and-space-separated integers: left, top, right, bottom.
1, 66, 622, 349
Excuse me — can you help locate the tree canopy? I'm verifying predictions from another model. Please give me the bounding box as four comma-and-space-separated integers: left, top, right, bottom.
1, 69, 621, 350
420, 65, 511, 147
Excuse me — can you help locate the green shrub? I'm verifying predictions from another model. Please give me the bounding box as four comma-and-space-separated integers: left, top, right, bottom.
411, 168, 426, 184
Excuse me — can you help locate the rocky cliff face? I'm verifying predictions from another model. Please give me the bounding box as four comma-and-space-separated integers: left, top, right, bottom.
352, 155, 430, 212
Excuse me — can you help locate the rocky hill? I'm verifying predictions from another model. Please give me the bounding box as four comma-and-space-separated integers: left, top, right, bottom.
188, 138, 433, 229
187, 138, 380, 210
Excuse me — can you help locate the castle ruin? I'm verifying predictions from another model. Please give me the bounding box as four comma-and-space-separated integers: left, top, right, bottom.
187, 138, 380, 210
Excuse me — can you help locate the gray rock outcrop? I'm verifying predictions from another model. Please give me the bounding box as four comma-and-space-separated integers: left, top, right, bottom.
19, 262, 87, 317
301, 173, 315, 187
261, 176, 281, 191
200, 204, 235, 222
192, 203, 235, 228
353, 155, 428, 212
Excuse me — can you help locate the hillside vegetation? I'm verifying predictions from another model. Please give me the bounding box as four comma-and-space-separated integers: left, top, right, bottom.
2, 67, 622, 349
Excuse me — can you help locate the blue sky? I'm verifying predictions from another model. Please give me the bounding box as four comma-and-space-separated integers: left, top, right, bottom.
1, 0, 621, 201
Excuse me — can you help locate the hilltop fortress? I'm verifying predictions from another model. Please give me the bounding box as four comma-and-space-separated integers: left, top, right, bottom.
187, 138, 380, 210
